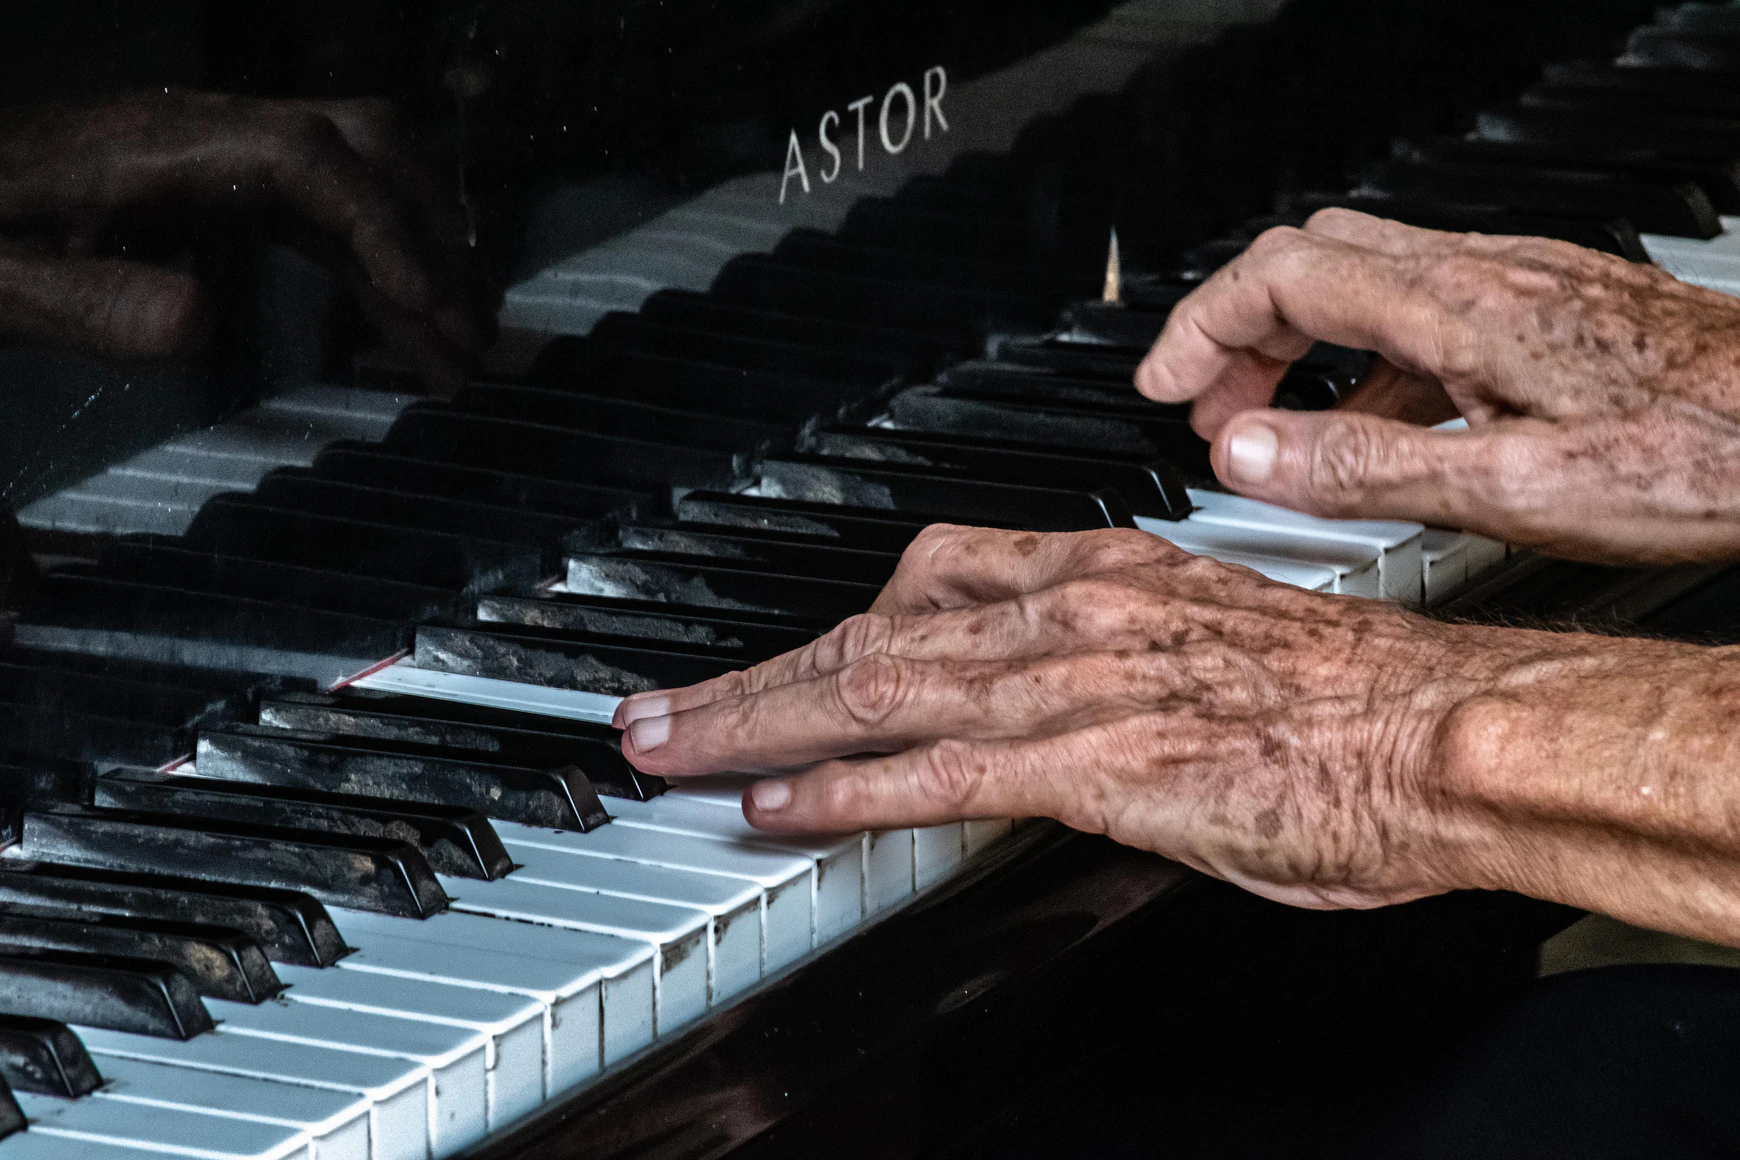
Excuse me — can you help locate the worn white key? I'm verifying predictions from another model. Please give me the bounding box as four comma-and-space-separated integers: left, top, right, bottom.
350, 663, 619, 725
436, 874, 709, 1035
1134, 519, 1340, 591
913, 825, 965, 890
207, 998, 489, 1157
605, 797, 885, 932
14, 1091, 311, 1160
89, 1056, 370, 1160
1421, 528, 1470, 606
1158, 518, 1381, 598
272, 965, 544, 1132
962, 819, 1015, 856
1184, 489, 1425, 603
494, 818, 823, 958
330, 907, 655, 1071
75, 1025, 429, 1160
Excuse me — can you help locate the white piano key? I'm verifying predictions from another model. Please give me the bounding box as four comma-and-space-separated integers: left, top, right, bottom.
329, 907, 655, 1071
603, 797, 883, 936
13, 1091, 311, 1160
1184, 489, 1425, 603
962, 819, 1015, 856
206, 998, 489, 1158
1132, 521, 1340, 592
349, 663, 620, 726
14, 490, 200, 536
1464, 533, 1507, 581
89, 1056, 370, 1160
0, 1134, 204, 1160
1155, 517, 1382, 598
914, 825, 965, 890
435, 875, 710, 1035
493, 818, 825, 959
1421, 528, 1470, 606
500, 846, 763, 1005
75, 1026, 430, 1160
272, 966, 546, 1132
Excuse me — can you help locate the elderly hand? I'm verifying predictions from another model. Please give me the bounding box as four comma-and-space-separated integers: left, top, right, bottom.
1136, 208, 1740, 566
614, 523, 1651, 913
0, 90, 489, 391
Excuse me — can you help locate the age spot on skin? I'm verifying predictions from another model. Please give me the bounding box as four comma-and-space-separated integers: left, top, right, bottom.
1011, 534, 1042, 557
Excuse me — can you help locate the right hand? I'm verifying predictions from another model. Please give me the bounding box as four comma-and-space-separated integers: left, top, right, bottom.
1135, 208, 1740, 566
0, 90, 491, 392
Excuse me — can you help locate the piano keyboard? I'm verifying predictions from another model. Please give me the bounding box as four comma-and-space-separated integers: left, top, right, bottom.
2, 1, 1740, 1156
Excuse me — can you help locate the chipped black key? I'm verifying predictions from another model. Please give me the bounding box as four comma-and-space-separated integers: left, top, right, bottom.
414, 620, 748, 698
93, 771, 513, 881
0, 1015, 103, 1097
0, 949, 212, 1040
0, 907, 280, 1004
474, 591, 817, 659
564, 550, 880, 622
674, 491, 947, 552
613, 523, 902, 585
314, 443, 654, 522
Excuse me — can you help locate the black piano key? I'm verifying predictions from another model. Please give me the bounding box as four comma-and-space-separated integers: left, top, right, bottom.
0, 1015, 103, 1097
0, 949, 212, 1040
637, 290, 953, 371
587, 313, 907, 388
413, 620, 748, 697
1477, 105, 1740, 163
0, 907, 281, 1004
614, 523, 902, 585
1396, 136, 1740, 216
1541, 60, 1740, 108
313, 444, 654, 522
0, 649, 275, 701
382, 407, 744, 494
937, 362, 1182, 412
1292, 191, 1649, 260
261, 689, 667, 801
0, 659, 239, 729
564, 550, 879, 622
528, 343, 866, 425
101, 539, 461, 625
772, 230, 1076, 298
0, 708, 185, 773
757, 454, 1139, 531
1523, 76, 1740, 120
0, 759, 88, 837
257, 692, 663, 802
184, 497, 543, 593
1359, 157, 1721, 238
1053, 301, 1169, 351
195, 723, 610, 832
0, 863, 345, 968
21, 809, 448, 920
809, 428, 1191, 521
1621, 25, 1740, 72
474, 591, 818, 658
18, 572, 404, 685
456, 382, 793, 453
673, 491, 962, 551
92, 772, 513, 881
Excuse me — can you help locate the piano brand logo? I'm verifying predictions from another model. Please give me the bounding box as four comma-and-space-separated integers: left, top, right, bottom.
780, 66, 949, 204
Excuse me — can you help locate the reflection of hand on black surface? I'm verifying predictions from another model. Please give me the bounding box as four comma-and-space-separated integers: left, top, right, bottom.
0, 90, 490, 392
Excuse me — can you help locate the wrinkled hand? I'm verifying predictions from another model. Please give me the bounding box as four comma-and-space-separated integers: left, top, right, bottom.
0, 90, 490, 391
613, 524, 1601, 910
1136, 208, 1740, 565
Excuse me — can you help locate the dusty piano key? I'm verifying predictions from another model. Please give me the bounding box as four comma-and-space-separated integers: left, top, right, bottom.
493, 846, 764, 1005
455, 382, 793, 450
1360, 156, 1721, 238
348, 664, 623, 726
329, 906, 656, 1072
92, 772, 513, 881
491, 820, 822, 964
413, 619, 749, 696
313, 444, 653, 521
194, 723, 609, 832
0, 1016, 102, 1097
18, 810, 448, 920
0, 907, 281, 1004
674, 492, 939, 553
887, 386, 1209, 471
636, 290, 953, 371
13, 1090, 313, 1160
0, 864, 345, 968
0, 950, 211, 1039
757, 455, 1139, 531
184, 498, 544, 593
204, 998, 491, 1156
1183, 489, 1426, 604
434, 874, 710, 1035
1145, 519, 1381, 598
267, 965, 547, 1132
15, 573, 401, 687
380, 408, 744, 494
585, 313, 907, 386
564, 550, 880, 622
526, 344, 863, 423
76, 1025, 432, 1160
256, 691, 666, 802
475, 591, 818, 659
82, 1056, 371, 1160
613, 523, 902, 585
807, 427, 1192, 521
1621, 24, 1740, 71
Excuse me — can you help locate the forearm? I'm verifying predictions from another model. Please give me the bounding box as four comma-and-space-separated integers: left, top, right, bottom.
1431, 638, 1740, 945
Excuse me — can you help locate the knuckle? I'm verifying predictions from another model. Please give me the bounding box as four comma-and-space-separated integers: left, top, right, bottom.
834, 653, 910, 726
1079, 527, 1164, 571
823, 613, 894, 668
916, 739, 984, 811
1306, 420, 1387, 500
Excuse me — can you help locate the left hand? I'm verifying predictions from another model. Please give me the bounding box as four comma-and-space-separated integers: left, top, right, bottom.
613, 524, 1599, 910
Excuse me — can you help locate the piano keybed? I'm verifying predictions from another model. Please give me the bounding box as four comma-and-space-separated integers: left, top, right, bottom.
1, 2, 1740, 1158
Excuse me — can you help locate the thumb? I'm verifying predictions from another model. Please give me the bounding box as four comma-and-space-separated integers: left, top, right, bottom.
1210, 408, 1547, 533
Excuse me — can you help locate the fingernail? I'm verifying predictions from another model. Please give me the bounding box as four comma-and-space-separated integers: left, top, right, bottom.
1226, 422, 1279, 485
628, 715, 671, 753
618, 695, 669, 728
751, 779, 792, 812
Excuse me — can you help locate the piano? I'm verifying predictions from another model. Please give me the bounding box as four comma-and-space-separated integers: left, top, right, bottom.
1, 0, 1739, 1156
